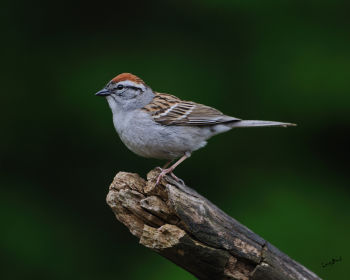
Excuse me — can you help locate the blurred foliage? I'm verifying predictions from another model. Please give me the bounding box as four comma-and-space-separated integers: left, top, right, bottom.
1, 0, 349, 279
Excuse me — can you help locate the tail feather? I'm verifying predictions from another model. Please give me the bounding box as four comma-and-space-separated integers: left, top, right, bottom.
229, 120, 296, 128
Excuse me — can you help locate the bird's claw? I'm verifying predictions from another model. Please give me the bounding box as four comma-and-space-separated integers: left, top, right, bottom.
170, 172, 184, 184
156, 168, 182, 185
156, 168, 169, 185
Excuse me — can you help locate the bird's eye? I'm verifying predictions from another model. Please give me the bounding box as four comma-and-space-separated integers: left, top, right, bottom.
117, 84, 124, 90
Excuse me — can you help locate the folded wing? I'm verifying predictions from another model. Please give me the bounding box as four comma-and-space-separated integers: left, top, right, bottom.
143, 93, 240, 126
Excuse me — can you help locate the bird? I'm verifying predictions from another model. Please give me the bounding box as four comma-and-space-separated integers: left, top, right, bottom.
96, 73, 295, 184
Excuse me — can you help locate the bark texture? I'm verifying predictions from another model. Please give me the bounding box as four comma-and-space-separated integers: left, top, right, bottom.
106, 169, 321, 280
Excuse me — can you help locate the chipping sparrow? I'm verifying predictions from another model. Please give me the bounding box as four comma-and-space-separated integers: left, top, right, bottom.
96, 73, 295, 184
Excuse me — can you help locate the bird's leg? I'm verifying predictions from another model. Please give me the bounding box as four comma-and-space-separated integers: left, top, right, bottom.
162, 160, 173, 169
156, 160, 173, 173
156, 152, 191, 185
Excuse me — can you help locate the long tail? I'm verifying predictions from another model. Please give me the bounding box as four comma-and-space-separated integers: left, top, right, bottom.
229, 120, 296, 128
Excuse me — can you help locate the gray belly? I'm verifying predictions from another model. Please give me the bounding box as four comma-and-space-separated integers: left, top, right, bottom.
119, 125, 208, 159
113, 112, 209, 160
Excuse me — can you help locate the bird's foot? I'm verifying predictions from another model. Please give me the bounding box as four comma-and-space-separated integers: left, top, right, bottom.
156, 167, 171, 185
155, 167, 183, 185
155, 153, 190, 185
170, 172, 183, 184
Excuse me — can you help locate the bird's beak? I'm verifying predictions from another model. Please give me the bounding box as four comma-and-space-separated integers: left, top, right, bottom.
95, 88, 110, 97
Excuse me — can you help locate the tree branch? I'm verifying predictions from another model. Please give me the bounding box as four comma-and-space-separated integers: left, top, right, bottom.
106, 169, 321, 280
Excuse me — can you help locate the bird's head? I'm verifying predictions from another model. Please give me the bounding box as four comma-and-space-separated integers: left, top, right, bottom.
96, 73, 154, 113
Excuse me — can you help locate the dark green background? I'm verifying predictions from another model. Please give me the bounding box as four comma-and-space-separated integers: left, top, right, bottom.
1, 0, 349, 279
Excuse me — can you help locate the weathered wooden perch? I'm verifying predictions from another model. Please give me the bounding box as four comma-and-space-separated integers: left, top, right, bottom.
106, 169, 321, 280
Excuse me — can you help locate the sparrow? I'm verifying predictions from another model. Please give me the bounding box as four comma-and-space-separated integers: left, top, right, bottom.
96, 73, 295, 184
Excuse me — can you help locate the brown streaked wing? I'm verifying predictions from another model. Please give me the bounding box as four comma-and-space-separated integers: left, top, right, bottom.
142, 92, 240, 126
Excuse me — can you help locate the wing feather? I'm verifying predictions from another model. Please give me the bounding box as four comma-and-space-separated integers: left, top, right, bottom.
142, 93, 240, 126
